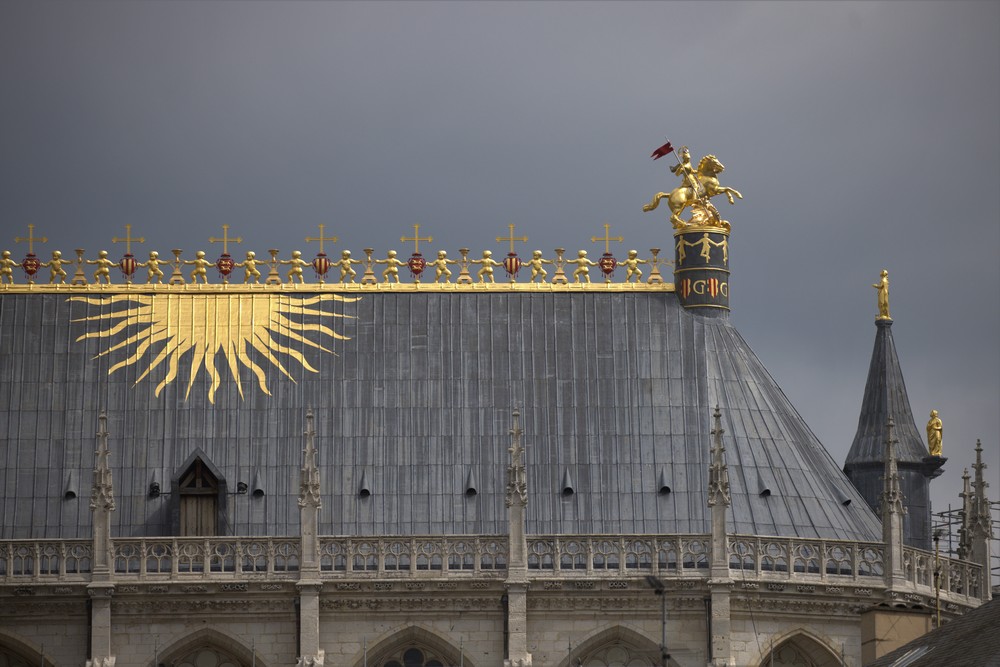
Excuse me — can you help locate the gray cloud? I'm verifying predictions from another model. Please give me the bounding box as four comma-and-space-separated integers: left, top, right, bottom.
1, 1, 997, 530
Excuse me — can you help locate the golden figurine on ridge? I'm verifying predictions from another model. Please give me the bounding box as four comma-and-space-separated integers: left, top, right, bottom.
643, 145, 742, 230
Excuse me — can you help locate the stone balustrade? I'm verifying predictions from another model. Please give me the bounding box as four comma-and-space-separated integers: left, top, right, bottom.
0, 535, 985, 606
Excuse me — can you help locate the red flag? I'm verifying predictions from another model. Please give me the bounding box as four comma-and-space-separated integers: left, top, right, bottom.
650, 141, 674, 160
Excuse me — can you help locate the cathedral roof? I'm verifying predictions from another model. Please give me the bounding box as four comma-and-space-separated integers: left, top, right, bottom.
845, 319, 929, 468
0, 289, 881, 542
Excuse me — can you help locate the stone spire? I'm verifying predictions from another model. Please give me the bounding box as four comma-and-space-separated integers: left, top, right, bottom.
958, 469, 973, 561
296, 409, 325, 667
881, 417, 907, 589
968, 439, 994, 599
90, 411, 116, 566
708, 405, 732, 509
845, 315, 943, 549
298, 409, 322, 566
708, 406, 732, 667
504, 409, 532, 667
87, 411, 116, 667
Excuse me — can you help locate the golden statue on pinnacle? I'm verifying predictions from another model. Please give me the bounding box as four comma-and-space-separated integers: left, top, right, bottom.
643, 144, 742, 230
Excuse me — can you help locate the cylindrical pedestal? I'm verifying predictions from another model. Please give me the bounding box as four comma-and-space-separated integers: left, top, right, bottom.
673, 226, 730, 315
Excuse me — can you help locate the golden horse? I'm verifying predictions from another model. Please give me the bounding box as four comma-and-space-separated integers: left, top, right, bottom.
643, 154, 743, 228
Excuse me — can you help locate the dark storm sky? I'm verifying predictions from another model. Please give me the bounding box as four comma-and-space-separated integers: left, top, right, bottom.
1, 1, 997, 536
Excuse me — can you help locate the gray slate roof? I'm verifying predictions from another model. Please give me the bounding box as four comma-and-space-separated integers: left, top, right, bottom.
867, 597, 1000, 667
0, 291, 881, 542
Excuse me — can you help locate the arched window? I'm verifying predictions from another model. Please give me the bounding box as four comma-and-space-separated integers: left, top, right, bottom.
382, 647, 446, 667
174, 647, 242, 667
577, 643, 656, 667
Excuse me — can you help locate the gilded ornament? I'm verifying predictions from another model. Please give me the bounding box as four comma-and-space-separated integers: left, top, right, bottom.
526, 250, 551, 283
71, 248, 88, 285
238, 251, 262, 284
926, 410, 943, 457
334, 250, 363, 284
873, 270, 890, 320
184, 251, 213, 284
551, 248, 568, 285
70, 293, 359, 403
565, 250, 597, 283
471, 250, 502, 283
428, 250, 456, 283
1, 250, 17, 285
282, 250, 310, 284
643, 146, 742, 229
620, 250, 648, 283
88, 251, 117, 285
144, 251, 168, 284
44, 250, 72, 284
168, 249, 186, 285
375, 250, 406, 283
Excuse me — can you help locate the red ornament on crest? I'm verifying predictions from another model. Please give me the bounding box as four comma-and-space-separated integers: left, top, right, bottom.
216, 253, 235, 277
599, 253, 617, 278
407, 252, 426, 279
21, 253, 41, 277
503, 253, 522, 279
119, 253, 138, 279
313, 252, 331, 278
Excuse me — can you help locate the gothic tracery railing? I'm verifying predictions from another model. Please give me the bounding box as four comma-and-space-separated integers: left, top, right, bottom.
0, 536, 985, 604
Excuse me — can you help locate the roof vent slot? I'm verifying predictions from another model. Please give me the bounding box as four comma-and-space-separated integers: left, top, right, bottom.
465, 468, 478, 497
834, 484, 853, 507
63, 471, 77, 500
658, 467, 672, 496
561, 468, 575, 497
251, 469, 265, 499
359, 470, 371, 499
756, 467, 777, 498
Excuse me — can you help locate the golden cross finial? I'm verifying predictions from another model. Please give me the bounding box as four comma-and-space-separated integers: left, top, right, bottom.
208, 224, 243, 254
496, 223, 528, 253
401, 224, 433, 254
14, 224, 47, 254
305, 224, 339, 254
590, 223, 624, 254
111, 224, 145, 255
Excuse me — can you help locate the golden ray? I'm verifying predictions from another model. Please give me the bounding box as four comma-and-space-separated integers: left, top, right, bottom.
69, 293, 356, 403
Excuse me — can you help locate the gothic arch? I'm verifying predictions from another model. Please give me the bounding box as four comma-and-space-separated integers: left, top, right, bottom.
351, 624, 476, 667
151, 627, 267, 667
0, 630, 55, 667
556, 625, 667, 667
752, 628, 844, 667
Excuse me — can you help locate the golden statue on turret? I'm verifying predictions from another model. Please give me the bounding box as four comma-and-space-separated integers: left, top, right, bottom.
643, 145, 742, 230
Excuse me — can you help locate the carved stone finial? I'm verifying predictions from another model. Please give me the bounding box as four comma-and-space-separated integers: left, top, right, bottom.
506, 409, 528, 507
90, 412, 115, 513
299, 409, 322, 509
958, 468, 973, 560
970, 439, 993, 540
708, 405, 731, 507
880, 417, 906, 516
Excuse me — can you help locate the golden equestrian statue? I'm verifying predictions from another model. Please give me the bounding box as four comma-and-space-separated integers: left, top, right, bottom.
643, 146, 742, 230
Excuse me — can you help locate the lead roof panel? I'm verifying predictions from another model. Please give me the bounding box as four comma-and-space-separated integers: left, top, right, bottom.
0, 292, 880, 542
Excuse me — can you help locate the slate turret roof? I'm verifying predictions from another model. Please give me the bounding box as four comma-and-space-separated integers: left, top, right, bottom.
845, 319, 928, 467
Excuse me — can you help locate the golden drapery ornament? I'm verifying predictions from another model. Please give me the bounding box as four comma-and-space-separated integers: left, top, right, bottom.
643, 148, 742, 230
873, 269, 890, 320
926, 410, 943, 457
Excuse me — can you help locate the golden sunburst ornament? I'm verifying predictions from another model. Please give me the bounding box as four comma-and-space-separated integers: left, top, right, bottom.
70, 293, 358, 403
